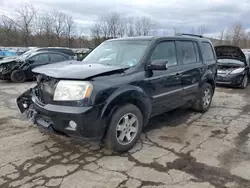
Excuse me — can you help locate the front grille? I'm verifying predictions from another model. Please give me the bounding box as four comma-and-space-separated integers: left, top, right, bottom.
36, 77, 58, 104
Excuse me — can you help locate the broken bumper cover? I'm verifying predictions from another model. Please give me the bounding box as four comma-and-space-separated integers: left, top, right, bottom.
16, 89, 106, 141
216, 73, 244, 86
0, 72, 11, 80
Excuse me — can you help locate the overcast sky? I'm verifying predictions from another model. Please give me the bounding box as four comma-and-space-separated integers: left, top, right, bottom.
1, 0, 250, 37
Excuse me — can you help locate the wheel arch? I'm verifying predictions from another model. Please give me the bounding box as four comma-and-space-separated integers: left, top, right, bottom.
100, 86, 151, 127
201, 70, 216, 94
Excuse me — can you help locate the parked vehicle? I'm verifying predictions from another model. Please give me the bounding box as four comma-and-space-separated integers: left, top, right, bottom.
0, 51, 71, 82
215, 45, 249, 88
0, 50, 18, 60
17, 35, 217, 152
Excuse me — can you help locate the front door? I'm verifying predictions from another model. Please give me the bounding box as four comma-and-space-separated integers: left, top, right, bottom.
24, 53, 50, 79
145, 41, 183, 116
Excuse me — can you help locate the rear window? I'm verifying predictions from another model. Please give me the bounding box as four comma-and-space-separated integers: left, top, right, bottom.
201, 42, 215, 61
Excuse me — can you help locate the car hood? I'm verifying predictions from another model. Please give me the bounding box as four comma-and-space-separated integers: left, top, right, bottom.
0, 58, 18, 65
215, 45, 247, 65
32, 60, 130, 79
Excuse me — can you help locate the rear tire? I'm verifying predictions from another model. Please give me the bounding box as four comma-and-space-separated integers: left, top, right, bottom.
103, 104, 143, 153
11, 70, 26, 83
240, 75, 248, 89
191, 83, 213, 113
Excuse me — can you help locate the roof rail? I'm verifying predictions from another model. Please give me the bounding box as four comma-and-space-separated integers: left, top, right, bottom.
175, 33, 203, 38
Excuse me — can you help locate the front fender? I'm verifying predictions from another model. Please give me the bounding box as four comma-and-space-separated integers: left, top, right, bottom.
100, 85, 151, 126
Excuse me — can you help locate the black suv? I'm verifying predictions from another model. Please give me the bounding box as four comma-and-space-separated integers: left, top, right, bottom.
17, 35, 217, 152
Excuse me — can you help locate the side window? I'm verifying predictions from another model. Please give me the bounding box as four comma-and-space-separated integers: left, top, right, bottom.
50, 54, 67, 62
29, 54, 49, 64
201, 42, 215, 61
150, 41, 177, 66
179, 41, 197, 64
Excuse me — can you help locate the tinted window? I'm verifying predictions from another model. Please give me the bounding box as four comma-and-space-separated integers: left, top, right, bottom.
179, 41, 197, 64
151, 41, 177, 66
201, 42, 215, 61
60, 49, 75, 56
29, 54, 49, 64
38, 48, 75, 56
50, 53, 67, 62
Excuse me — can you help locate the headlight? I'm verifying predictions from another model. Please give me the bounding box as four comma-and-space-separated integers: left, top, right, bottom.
53, 80, 93, 101
230, 68, 245, 74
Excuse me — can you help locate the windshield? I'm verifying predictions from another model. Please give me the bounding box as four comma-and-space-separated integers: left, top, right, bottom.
83, 40, 150, 67
17, 49, 38, 61
218, 59, 244, 66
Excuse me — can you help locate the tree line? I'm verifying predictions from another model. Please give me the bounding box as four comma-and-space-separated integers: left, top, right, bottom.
0, 4, 158, 48
0, 4, 90, 48
1, 4, 250, 49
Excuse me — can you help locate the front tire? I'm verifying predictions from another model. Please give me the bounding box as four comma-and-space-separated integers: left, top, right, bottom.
11, 70, 26, 83
103, 104, 143, 153
192, 83, 213, 113
240, 75, 248, 89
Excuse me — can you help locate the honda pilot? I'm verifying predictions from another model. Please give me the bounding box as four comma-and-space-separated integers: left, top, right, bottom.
17, 35, 217, 152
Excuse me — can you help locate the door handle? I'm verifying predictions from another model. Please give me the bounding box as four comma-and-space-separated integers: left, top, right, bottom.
174, 73, 182, 79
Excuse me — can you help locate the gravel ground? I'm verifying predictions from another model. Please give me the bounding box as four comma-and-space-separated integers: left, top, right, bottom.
0, 80, 250, 188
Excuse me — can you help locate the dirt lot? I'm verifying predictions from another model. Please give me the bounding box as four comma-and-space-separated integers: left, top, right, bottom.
0, 80, 250, 188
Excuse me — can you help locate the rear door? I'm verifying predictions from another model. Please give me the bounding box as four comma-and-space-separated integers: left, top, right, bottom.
49, 53, 69, 63
177, 41, 204, 102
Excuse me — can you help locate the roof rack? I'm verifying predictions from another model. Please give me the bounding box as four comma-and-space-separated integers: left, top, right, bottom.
175, 33, 203, 38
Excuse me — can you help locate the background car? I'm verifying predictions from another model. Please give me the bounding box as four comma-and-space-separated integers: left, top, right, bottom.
0, 51, 71, 82
215, 45, 249, 88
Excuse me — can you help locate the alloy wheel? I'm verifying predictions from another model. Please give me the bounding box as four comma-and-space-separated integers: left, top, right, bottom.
116, 113, 139, 145
202, 88, 211, 108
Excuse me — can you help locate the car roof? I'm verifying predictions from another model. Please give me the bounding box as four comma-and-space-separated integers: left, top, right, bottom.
107, 35, 211, 43
29, 51, 69, 56
37, 47, 72, 51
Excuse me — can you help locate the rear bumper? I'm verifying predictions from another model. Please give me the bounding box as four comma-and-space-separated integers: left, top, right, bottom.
216, 73, 245, 86
17, 89, 107, 141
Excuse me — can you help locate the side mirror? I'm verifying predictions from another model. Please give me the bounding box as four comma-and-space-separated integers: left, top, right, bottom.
27, 59, 35, 64
148, 59, 168, 70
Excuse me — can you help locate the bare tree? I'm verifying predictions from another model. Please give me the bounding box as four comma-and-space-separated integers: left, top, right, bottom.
135, 16, 158, 36
90, 22, 103, 46
0, 15, 19, 46
91, 22, 102, 38
219, 29, 225, 44
126, 17, 135, 37
14, 4, 36, 46
33, 14, 44, 36
226, 22, 245, 46
197, 25, 207, 35
64, 15, 75, 47
41, 13, 54, 46
105, 12, 125, 38
52, 10, 66, 46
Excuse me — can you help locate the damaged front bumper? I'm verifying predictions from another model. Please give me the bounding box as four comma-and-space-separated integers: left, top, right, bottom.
16, 88, 107, 141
